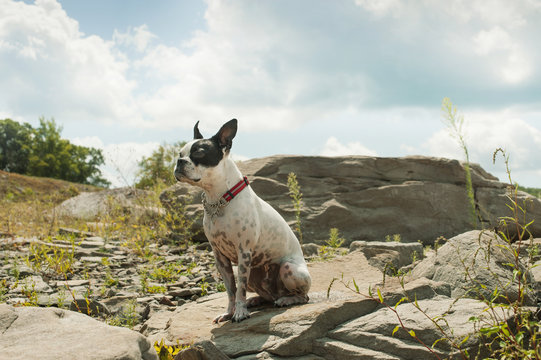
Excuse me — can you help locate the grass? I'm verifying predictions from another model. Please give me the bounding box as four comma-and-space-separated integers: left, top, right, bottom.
441, 97, 478, 229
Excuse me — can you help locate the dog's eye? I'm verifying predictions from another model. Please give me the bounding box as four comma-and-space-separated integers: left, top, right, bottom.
192, 149, 205, 159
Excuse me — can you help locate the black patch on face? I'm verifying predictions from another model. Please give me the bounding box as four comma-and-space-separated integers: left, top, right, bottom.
189, 139, 223, 167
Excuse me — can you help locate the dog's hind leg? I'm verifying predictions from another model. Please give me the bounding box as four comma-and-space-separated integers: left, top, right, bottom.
275, 261, 311, 307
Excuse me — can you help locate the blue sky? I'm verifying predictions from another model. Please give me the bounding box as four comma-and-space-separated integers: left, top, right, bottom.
1, 0, 540, 187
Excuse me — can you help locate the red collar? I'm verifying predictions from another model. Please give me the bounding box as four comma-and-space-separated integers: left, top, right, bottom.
222, 176, 250, 202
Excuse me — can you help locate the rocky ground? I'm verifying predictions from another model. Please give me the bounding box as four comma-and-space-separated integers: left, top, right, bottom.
2, 155, 541, 359
2, 229, 540, 359
0, 228, 219, 330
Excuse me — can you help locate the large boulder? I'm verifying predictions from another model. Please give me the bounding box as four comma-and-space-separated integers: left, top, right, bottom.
56, 187, 163, 220
0, 304, 157, 360
411, 230, 536, 304
161, 155, 541, 245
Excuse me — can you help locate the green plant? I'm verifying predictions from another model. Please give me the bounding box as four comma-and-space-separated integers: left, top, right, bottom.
154, 339, 189, 360
149, 262, 182, 283
0, 279, 9, 303
135, 142, 185, 189
21, 279, 38, 306
25, 236, 79, 278
470, 148, 540, 359
200, 279, 209, 296
318, 228, 347, 260
385, 234, 402, 242
441, 98, 477, 228
216, 282, 226, 292
0, 117, 109, 186
56, 288, 67, 309
106, 299, 139, 328
104, 268, 119, 288
287, 172, 303, 244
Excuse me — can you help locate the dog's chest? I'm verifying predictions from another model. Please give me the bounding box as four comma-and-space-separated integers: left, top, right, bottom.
204, 211, 257, 264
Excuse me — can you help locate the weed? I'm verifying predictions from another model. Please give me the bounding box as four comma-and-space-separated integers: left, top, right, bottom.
56, 288, 67, 309
216, 282, 226, 292
385, 234, 402, 242
104, 268, 119, 288
200, 279, 209, 296
441, 97, 477, 228
25, 236, 79, 279
318, 228, 347, 260
287, 172, 303, 244
0, 279, 9, 303
147, 285, 167, 294
154, 339, 189, 360
21, 279, 38, 306
149, 261, 183, 283
106, 299, 139, 328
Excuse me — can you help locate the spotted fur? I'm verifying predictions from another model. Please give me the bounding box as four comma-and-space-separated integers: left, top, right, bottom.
174, 119, 311, 323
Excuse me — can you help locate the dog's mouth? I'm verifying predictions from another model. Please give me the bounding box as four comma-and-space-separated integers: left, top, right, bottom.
175, 173, 201, 184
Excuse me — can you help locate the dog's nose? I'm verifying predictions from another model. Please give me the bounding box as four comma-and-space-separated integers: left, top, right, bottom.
174, 159, 188, 180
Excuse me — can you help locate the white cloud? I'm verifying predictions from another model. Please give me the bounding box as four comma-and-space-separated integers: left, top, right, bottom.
320, 136, 377, 157
0, 0, 138, 124
113, 24, 156, 53
473, 26, 531, 84
354, 0, 402, 17
420, 113, 541, 185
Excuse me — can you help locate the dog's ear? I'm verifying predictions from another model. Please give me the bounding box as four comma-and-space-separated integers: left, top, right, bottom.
213, 119, 237, 151
193, 121, 204, 139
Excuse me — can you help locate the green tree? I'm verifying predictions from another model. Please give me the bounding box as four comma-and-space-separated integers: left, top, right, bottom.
0, 117, 109, 187
0, 119, 33, 173
136, 141, 185, 189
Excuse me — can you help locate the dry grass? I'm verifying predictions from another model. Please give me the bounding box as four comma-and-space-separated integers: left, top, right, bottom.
0, 170, 102, 237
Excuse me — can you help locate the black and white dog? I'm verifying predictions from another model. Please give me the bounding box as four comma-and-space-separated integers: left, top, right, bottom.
174, 119, 311, 323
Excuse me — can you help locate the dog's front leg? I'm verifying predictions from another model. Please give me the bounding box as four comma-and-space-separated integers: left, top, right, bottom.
213, 250, 237, 323
232, 248, 252, 322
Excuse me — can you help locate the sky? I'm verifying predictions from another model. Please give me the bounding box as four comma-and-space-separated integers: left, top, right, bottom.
1, 0, 540, 188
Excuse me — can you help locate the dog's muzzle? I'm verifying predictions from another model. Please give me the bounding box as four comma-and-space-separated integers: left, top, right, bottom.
174, 159, 199, 183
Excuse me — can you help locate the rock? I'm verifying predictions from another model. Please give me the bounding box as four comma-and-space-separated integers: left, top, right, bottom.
301, 243, 320, 257
0, 304, 157, 360
411, 230, 536, 305
70, 296, 111, 317
142, 277, 502, 359
55, 187, 164, 220
349, 241, 423, 273
57, 227, 94, 238
160, 155, 541, 245
327, 296, 502, 359
174, 340, 229, 360
13, 275, 53, 294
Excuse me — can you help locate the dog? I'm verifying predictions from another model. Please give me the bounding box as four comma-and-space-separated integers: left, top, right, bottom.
174, 119, 311, 323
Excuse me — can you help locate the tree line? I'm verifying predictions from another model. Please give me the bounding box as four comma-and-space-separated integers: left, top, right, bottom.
0, 118, 109, 187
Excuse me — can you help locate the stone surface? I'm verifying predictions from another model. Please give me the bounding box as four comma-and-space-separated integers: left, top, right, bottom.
160, 155, 541, 245
411, 230, 536, 304
328, 296, 500, 359
349, 241, 424, 273
0, 304, 157, 360
55, 187, 163, 220
142, 274, 507, 359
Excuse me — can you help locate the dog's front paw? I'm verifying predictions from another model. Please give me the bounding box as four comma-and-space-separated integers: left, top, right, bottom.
213, 312, 233, 323
231, 304, 251, 323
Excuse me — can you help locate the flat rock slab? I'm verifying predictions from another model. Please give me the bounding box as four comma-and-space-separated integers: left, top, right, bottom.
142, 251, 382, 344
0, 304, 157, 360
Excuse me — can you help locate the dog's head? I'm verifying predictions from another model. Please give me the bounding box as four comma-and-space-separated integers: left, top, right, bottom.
174, 119, 237, 185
